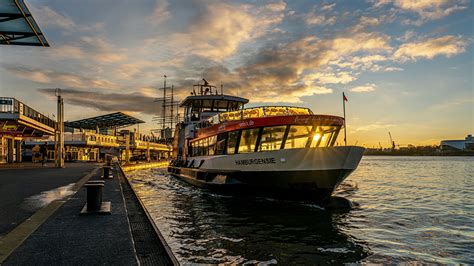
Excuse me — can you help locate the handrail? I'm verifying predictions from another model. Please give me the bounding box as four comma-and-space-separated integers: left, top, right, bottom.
0, 97, 56, 129
205, 106, 313, 126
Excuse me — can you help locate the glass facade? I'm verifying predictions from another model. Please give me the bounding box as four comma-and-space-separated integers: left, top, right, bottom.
190, 124, 340, 157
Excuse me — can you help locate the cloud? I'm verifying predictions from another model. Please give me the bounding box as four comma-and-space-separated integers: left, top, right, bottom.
30, 6, 106, 33
330, 54, 389, 71
305, 13, 336, 26
431, 97, 474, 110
305, 72, 356, 84
265, 0, 287, 12
38, 89, 160, 115
372, 0, 468, 21
31, 6, 75, 30
149, 0, 171, 24
382, 67, 403, 72
49, 45, 85, 59
95, 53, 127, 63
394, 35, 466, 61
46, 37, 127, 64
350, 83, 376, 92
355, 122, 393, 132
4, 65, 118, 90
146, 1, 286, 61
321, 3, 336, 11
177, 31, 391, 103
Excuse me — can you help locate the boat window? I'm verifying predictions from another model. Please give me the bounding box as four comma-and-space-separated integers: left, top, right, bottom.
197, 139, 203, 156
264, 107, 288, 117
227, 131, 239, 154
208, 135, 217, 155
242, 108, 263, 119
284, 125, 313, 149
259, 126, 287, 151
229, 101, 239, 111
309, 126, 338, 148
215, 100, 228, 110
215, 132, 227, 155
238, 128, 260, 153
204, 138, 210, 155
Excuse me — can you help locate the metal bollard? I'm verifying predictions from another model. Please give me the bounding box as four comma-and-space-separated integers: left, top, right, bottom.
103, 166, 111, 179
84, 183, 104, 211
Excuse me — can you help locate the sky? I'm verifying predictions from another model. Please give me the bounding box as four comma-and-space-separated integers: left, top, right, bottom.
0, 0, 472, 147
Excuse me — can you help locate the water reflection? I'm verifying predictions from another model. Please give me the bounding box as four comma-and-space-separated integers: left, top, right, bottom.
21, 183, 75, 211
128, 156, 474, 264
128, 169, 370, 264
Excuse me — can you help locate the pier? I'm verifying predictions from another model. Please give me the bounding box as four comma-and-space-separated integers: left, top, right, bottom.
0, 161, 177, 265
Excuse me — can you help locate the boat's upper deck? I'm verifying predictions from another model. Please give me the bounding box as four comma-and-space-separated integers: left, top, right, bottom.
209, 106, 313, 124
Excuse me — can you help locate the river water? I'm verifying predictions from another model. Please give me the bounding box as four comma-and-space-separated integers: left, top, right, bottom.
126, 156, 474, 264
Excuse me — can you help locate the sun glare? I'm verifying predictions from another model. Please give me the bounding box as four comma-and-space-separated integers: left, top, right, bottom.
313, 133, 321, 142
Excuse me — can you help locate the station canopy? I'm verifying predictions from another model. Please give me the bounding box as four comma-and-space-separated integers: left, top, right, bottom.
65, 112, 145, 130
0, 0, 49, 46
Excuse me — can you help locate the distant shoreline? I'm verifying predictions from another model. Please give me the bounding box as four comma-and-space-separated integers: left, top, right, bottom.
364, 151, 474, 156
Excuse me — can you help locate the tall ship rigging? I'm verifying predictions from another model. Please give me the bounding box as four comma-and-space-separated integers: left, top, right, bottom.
168, 79, 364, 202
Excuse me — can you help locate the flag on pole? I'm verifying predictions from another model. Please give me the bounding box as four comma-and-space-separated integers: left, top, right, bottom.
342, 92, 347, 146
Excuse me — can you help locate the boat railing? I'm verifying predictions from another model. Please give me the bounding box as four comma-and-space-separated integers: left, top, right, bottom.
201, 106, 313, 127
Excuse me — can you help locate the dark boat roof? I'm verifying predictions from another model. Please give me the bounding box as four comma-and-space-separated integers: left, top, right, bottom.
179, 94, 249, 108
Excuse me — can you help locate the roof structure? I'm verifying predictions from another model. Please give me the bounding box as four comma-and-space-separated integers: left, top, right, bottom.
65, 112, 145, 130
180, 95, 249, 108
0, 0, 49, 46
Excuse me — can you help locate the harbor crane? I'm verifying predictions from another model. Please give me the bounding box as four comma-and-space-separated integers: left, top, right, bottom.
388, 131, 396, 150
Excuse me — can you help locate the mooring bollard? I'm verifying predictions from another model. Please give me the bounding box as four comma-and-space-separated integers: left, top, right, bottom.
103, 166, 111, 179
84, 182, 104, 211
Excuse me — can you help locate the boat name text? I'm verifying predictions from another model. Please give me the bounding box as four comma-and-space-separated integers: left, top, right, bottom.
235, 157, 276, 165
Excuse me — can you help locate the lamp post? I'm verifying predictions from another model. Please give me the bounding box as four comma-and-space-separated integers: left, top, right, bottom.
55, 88, 64, 168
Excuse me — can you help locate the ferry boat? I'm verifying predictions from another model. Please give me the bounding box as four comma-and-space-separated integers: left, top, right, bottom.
168, 80, 364, 202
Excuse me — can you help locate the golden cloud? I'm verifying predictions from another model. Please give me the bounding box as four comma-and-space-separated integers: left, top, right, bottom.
4, 65, 118, 90
350, 83, 377, 93
394, 35, 466, 61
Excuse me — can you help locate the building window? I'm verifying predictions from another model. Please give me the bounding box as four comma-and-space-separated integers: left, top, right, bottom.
284, 125, 313, 149
238, 128, 260, 153
259, 126, 287, 151
227, 131, 239, 154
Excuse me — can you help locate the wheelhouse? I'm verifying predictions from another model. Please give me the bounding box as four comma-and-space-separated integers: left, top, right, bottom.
180, 81, 248, 123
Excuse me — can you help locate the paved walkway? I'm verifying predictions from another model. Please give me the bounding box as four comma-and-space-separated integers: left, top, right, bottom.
3, 165, 138, 265
0, 163, 98, 236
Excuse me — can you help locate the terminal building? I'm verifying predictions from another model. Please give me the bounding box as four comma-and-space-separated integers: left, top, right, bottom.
1, 97, 171, 164
440, 134, 474, 151
0, 97, 56, 163
23, 112, 171, 163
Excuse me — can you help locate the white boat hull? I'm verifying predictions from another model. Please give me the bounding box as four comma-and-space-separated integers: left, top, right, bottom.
168, 146, 364, 202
